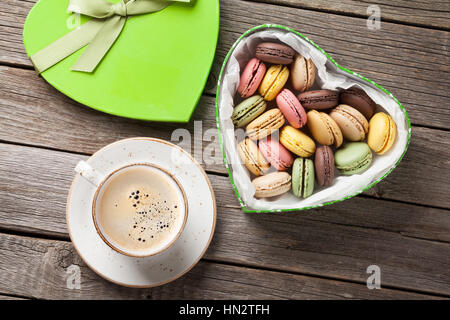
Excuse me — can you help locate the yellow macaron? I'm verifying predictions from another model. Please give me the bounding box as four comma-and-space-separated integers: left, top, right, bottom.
280, 125, 316, 157
238, 138, 270, 176
307, 110, 343, 148
259, 65, 290, 101
367, 112, 397, 154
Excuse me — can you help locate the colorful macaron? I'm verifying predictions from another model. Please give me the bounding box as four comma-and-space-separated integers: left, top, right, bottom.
259, 136, 294, 171
335, 142, 373, 175
276, 89, 307, 129
290, 54, 316, 92
279, 125, 316, 157
307, 110, 343, 148
367, 112, 397, 154
330, 104, 369, 141
231, 95, 267, 127
298, 90, 339, 110
259, 65, 290, 101
340, 87, 376, 119
252, 172, 292, 198
238, 138, 270, 176
238, 58, 267, 98
292, 158, 315, 198
256, 42, 295, 65
246, 108, 285, 140
230, 42, 400, 201
314, 145, 334, 187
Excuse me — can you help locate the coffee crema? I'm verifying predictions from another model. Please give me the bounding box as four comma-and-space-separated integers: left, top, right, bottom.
94, 165, 185, 254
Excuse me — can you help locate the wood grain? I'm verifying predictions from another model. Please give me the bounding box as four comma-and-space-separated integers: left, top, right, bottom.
1, 66, 449, 209
0, 143, 449, 295
247, 0, 450, 30
0, 233, 439, 299
0, 294, 27, 300
0, 66, 223, 173
0, 0, 449, 300
216, 0, 450, 129
1, 0, 449, 129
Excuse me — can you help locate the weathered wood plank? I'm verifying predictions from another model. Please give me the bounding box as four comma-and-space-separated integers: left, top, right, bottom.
216, 0, 450, 129
0, 233, 439, 299
364, 126, 450, 208
247, 0, 450, 30
0, 66, 223, 173
0, 0, 449, 298
1, 66, 449, 209
0, 294, 27, 300
0, 143, 449, 295
0, 0, 449, 129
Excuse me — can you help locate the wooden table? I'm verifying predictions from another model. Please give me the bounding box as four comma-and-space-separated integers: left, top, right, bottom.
0, 0, 449, 300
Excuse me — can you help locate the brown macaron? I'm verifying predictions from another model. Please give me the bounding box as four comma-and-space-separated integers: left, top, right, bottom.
298, 90, 339, 110
314, 146, 334, 187
256, 42, 296, 65
330, 104, 369, 141
290, 54, 316, 92
340, 87, 376, 119
314, 145, 334, 187
307, 110, 343, 148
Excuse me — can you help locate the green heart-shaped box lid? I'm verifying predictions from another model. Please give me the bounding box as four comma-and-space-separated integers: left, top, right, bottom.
23, 0, 220, 122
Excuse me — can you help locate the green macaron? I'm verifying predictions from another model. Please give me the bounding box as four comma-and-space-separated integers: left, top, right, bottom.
292, 158, 315, 198
231, 95, 267, 127
335, 142, 373, 175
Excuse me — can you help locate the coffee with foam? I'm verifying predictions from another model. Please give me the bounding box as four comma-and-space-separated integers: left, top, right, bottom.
94, 164, 186, 256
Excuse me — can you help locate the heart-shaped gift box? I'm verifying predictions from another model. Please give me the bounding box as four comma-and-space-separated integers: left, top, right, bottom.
23, 0, 219, 122
216, 25, 411, 213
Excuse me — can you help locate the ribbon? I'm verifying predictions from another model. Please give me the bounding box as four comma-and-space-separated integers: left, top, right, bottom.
30, 0, 191, 73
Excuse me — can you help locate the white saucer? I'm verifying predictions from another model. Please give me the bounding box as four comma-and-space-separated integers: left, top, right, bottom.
66, 138, 216, 288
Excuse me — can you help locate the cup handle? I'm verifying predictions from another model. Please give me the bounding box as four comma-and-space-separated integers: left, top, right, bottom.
74, 161, 104, 187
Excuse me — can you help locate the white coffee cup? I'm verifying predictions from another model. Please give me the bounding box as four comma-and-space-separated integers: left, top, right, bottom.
75, 161, 188, 258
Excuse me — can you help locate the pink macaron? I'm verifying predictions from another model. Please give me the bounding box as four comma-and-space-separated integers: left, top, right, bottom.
276, 89, 307, 128
258, 136, 294, 171
237, 58, 267, 98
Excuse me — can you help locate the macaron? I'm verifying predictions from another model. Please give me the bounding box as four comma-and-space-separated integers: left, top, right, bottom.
298, 90, 339, 110
367, 112, 397, 154
276, 89, 307, 129
238, 138, 270, 176
340, 87, 376, 119
259, 136, 294, 171
315, 145, 334, 187
307, 110, 343, 148
259, 65, 290, 101
279, 125, 316, 157
246, 108, 285, 140
256, 42, 295, 65
329, 104, 369, 141
252, 172, 292, 198
231, 95, 267, 127
335, 142, 373, 175
291, 54, 316, 92
238, 58, 267, 98
292, 158, 315, 198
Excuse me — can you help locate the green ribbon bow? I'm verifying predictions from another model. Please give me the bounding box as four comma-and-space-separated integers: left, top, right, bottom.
30, 0, 191, 73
